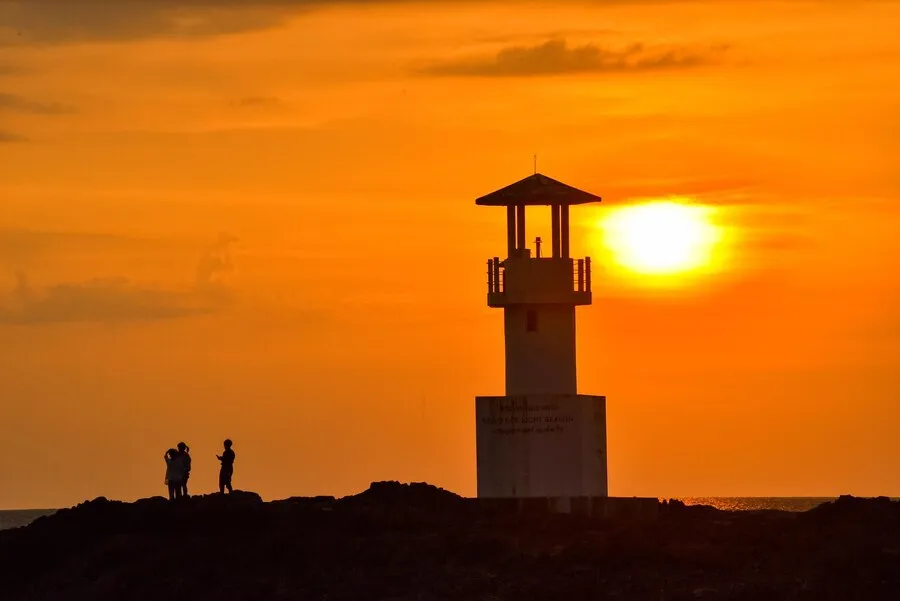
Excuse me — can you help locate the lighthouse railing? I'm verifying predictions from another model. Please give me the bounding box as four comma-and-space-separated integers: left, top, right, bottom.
487, 258, 505, 293
574, 258, 592, 293
486, 256, 591, 305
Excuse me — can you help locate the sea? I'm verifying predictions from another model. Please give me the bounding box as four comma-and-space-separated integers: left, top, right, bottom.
673, 497, 836, 512
0, 497, 843, 531
0, 509, 57, 531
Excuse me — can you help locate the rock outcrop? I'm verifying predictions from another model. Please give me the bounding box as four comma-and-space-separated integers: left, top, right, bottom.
1, 484, 899, 601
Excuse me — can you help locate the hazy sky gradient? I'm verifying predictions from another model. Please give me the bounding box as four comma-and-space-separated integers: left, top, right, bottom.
1, 0, 899, 508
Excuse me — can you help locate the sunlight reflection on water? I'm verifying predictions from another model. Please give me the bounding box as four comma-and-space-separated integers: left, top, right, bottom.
673, 497, 837, 512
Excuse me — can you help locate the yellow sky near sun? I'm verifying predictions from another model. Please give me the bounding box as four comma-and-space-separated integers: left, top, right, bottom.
1, 1, 900, 508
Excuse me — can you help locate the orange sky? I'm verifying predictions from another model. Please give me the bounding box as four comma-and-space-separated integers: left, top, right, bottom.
1, 0, 899, 509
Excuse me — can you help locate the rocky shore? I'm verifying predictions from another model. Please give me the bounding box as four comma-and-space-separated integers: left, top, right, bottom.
1, 482, 898, 601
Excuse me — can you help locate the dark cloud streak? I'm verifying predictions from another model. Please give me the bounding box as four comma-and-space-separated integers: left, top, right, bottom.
424, 39, 724, 77
0, 130, 27, 142
0, 1, 290, 44
1, 1, 871, 45
0, 93, 75, 115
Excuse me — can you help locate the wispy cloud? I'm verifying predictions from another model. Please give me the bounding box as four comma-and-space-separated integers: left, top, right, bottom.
0, 1, 880, 46
0, 1, 291, 44
0, 93, 74, 115
230, 96, 284, 108
424, 39, 726, 77
0, 273, 213, 324
0, 234, 238, 325
195, 233, 238, 290
0, 130, 26, 142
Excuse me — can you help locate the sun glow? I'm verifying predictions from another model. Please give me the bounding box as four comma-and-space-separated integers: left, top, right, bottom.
598, 201, 724, 277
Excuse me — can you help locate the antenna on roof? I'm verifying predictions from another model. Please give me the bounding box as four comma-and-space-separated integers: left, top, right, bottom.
533, 154, 537, 175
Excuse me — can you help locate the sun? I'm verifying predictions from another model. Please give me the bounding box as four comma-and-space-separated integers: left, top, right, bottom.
598, 201, 723, 277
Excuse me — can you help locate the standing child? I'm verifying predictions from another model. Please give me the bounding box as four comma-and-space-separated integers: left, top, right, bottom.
216, 439, 235, 494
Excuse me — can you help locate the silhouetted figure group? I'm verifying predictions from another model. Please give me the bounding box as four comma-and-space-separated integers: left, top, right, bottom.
163, 439, 235, 500
164, 442, 192, 500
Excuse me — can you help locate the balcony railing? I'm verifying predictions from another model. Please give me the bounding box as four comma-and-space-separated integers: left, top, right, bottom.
486, 256, 592, 307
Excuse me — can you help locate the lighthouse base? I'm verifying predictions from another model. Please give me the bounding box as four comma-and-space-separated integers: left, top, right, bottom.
475, 394, 607, 498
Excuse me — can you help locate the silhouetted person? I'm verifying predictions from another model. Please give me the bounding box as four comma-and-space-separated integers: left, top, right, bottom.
164, 448, 184, 500
216, 439, 235, 494
178, 442, 192, 497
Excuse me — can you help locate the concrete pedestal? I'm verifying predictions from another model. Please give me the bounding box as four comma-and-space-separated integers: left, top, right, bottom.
475, 394, 607, 498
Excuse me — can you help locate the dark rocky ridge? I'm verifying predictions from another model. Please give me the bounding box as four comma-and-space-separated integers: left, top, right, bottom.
1, 482, 899, 600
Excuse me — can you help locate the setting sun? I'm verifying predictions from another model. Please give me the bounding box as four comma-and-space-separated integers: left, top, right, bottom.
598, 201, 723, 277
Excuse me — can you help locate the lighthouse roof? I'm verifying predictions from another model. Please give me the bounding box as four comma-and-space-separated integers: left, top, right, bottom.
475, 173, 602, 206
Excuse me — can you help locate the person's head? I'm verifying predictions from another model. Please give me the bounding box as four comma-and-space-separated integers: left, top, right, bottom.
167, 448, 177, 457
223, 439, 233, 449
177, 442, 188, 452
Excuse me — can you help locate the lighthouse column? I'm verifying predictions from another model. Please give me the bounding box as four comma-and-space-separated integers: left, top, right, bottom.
551, 204, 561, 258
515, 204, 526, 253
506, 205, 516, 257
503, 303, 577, 396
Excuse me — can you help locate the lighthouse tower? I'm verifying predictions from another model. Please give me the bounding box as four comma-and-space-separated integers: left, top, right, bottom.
475, 173, 608, 499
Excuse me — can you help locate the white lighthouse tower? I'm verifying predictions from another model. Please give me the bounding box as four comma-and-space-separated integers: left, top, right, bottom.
475, 173, 608, 499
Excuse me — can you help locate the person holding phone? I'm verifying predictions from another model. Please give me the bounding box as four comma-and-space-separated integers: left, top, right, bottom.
216, 439, 235, 494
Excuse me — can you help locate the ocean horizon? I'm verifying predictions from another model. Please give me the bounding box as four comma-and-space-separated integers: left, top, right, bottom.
0, 496, 868, 531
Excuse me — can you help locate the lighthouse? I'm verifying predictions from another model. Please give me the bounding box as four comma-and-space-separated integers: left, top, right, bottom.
475, 173, 608, 499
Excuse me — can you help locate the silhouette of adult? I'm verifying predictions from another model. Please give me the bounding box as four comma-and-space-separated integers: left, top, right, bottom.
164, 448, 184, 500
178, 442, 192, 497
216, 439, 235, 494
